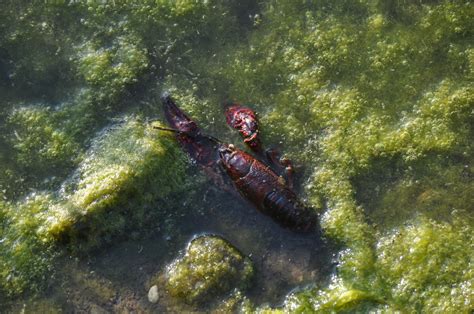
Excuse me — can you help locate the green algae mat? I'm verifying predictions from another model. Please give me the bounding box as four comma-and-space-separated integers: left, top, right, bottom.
0, 1, 472, 312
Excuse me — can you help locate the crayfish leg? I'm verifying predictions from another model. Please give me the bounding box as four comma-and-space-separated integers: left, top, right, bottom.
265, 148, 294, 190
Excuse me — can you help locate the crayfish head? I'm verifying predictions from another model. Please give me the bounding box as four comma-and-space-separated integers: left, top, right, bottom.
218, 144, 235, 163
218, 144, 252, 179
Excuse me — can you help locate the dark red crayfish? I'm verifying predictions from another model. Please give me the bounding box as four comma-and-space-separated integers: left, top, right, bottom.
225, 103, 262, 153
156, 94, 318, 233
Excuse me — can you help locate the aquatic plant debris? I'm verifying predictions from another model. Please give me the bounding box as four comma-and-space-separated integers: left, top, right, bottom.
0, 0, 472, 312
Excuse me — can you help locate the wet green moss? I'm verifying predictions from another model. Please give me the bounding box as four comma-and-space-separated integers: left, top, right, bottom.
284, 279, 382, 313
44, 119, 187, 251
0, 195, 57, 298
1, 93, 115, 200
76, 33, 148, 106
164, 235, 254, 304
213, 290, 254, 313
6, 105, 82, 174
0, 0, 472, 311
375, 215, 473, 312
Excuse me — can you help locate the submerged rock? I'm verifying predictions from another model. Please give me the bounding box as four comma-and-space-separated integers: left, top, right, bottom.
163, 235, 253, 304
148, 285, 159, 303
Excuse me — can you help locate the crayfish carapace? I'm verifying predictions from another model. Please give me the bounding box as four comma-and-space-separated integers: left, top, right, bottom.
155, 93, 319, 233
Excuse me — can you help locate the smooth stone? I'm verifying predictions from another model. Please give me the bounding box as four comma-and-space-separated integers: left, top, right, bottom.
148, 285, 159, 303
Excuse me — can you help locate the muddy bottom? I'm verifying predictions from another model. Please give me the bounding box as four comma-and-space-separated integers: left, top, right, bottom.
27, 177, 335, 312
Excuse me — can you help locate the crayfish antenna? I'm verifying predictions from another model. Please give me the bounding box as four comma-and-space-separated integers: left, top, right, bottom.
152, 125, 183, 134
152, 124, 223, 145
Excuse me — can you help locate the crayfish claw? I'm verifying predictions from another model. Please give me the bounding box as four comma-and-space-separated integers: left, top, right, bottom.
225, 103, 262, 153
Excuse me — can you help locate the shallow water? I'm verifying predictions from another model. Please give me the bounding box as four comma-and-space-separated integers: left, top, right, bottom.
1, 1, 472, 312
7, 169, 334, 312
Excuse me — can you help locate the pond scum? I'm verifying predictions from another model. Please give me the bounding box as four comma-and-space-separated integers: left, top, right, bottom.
0, 1, 472, 312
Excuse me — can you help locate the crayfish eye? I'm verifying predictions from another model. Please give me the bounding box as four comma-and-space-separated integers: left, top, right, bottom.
218, 144, 237, 162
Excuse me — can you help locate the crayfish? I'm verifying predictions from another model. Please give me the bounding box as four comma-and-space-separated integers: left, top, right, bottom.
155, 94, 318, 233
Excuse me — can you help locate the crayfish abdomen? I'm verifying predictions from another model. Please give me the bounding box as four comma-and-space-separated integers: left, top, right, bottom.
263, 189, 317, 232
219, 146, 318, 232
